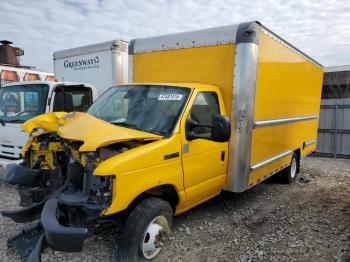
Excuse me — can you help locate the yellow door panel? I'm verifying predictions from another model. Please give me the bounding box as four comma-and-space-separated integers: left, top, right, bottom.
179, 89, 228, 209
181, 139, 226, 209
180, 175, 226, 212
183, 139, 226, 189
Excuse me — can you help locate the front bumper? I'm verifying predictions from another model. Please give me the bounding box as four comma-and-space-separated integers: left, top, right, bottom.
3, 160, 110, 255
41, 199, 88, 252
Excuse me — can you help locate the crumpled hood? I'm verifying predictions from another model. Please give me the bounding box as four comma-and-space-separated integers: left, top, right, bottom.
21, 112, 162, 152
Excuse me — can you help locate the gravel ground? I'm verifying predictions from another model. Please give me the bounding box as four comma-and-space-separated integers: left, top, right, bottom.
1, 156, 350, 261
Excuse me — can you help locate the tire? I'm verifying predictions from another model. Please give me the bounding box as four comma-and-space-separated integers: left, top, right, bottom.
118, 197, 173, 261
280, 152, 299, 184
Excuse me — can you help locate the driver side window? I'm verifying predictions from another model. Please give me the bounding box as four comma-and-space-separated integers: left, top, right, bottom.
188, 92, 220, 138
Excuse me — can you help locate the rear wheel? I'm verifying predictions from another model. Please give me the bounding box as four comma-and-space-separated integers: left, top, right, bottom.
118, 197, 173, 261
280, 152, 299, 183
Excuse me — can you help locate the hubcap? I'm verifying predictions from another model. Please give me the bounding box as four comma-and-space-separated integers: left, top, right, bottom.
290, 157, 297, 178
141, 215, 169, 259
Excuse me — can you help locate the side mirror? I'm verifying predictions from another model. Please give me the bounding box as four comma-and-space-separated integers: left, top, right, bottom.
185, 115, 231, 142
211, 115, 231, 142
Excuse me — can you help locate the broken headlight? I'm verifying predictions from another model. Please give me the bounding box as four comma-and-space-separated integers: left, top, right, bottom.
92, 175, 115, 209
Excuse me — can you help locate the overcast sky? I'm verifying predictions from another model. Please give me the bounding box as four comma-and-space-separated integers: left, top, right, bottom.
1, 0, 349, 72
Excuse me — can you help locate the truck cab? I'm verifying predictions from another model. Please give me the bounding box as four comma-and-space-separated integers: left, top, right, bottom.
86, 83, 230, 214
0, 80, 96, 175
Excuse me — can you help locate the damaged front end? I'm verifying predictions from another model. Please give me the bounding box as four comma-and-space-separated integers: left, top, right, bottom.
1, 112, 161, 261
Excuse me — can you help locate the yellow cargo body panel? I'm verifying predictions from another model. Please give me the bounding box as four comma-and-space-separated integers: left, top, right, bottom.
254, 32, 323, 120
133, 44, 235, 114
249, 31, 323, 186
130, 22, 323, 193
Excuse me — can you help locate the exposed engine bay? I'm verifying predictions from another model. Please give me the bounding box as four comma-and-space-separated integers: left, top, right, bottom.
0, 111, 160, 261
16, 132, 137, 211
5, 132, 138, 214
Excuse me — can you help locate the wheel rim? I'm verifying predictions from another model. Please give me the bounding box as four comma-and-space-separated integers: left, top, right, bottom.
141, 215, 169, 259
290, 157, 297, 178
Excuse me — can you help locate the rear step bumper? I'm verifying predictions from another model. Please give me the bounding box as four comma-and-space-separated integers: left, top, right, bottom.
41, 199, 88, 252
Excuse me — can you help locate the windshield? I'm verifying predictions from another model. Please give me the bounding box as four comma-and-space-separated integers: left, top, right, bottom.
0, 84, 49, 123
88, 85, 191, 136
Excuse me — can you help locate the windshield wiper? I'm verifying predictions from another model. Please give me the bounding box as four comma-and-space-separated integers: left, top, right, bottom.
0, 118, 23, 125
111, 122, 138, 128
149, 130, 165, 136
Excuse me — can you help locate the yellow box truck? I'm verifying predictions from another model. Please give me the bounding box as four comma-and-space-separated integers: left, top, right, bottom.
2, 21, 323, 261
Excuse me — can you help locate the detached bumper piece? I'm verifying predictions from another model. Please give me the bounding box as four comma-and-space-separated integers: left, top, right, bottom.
4, 164, 40, 187
41, 199, 88, 252
5, 197, 88, 261
1, 200, 45, 223
1, 182, 67, 223
7, 223, 46, 262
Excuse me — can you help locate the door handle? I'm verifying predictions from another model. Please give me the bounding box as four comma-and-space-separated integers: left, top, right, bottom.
221, 151, 225, 161
164, 152, 180, 160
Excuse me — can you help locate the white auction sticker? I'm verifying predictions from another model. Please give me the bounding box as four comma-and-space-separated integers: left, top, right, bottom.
158, 94, 183, 101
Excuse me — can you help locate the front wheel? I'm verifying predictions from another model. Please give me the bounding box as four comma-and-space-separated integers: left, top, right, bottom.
280, 152, 299, 184
118, 197, 173, 261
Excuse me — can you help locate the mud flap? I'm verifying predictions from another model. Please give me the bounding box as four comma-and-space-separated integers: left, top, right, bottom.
7, 222, 46, 262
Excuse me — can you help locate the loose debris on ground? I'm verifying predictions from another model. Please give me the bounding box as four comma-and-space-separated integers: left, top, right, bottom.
1, 156, 349, 261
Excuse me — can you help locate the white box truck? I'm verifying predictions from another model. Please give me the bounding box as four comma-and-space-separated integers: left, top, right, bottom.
0, 81, 97, 176
53, 40, 129, 94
